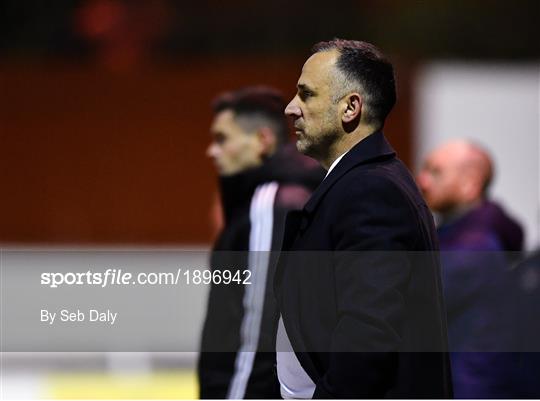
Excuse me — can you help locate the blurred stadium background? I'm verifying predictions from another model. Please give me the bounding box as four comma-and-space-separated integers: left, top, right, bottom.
1, 0, 539, 398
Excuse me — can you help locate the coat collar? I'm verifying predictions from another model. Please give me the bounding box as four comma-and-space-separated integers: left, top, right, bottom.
303, 130, 396, 215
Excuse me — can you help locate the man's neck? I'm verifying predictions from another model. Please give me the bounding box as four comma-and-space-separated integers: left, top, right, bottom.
439, 199, 483, 225
320, 124, 378, 170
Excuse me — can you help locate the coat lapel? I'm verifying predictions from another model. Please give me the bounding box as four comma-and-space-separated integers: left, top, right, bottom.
280, 210, 303, 251
303, 131, 396, 215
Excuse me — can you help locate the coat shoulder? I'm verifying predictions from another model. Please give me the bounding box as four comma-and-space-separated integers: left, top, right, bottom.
332, 159, 423, 208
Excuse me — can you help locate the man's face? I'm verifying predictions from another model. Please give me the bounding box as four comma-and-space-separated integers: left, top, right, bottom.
206, 109, 263, 176
285, 50, 341, 160
417, 148, 464, 213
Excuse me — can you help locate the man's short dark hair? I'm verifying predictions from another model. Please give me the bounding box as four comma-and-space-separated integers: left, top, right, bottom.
312, 39, 396, 127
212, 86, 289, 144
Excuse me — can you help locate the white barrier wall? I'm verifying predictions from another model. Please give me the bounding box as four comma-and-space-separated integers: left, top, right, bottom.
414, 63, 540, 250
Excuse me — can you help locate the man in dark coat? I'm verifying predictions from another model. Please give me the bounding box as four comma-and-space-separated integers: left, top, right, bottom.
418, 140, 525, 398
198, 86, 324, 399
275, 39, 452, 398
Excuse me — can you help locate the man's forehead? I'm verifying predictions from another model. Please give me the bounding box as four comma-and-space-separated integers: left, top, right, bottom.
427, 149, 449, 165
426, 146, 465, 171
211, 109, 236, 131
298, 50, 339, 88
437, 142, 472, 165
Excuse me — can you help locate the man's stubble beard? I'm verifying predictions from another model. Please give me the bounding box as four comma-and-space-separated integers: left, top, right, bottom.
296, 132, 334, 163
296, 113, 340, 164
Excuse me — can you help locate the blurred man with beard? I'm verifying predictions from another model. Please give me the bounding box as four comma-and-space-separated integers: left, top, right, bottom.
418, 139, 524, 398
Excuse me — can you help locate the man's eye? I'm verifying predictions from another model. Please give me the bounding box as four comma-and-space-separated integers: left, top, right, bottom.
299, 91, 313, 100
213, 134, 226, 145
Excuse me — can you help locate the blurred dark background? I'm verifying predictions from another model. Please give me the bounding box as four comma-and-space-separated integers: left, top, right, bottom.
1, 0, 539, 244
2, 0, 539, 60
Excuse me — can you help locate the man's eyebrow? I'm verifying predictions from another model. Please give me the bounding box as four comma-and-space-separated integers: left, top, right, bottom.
297, 83, 315, 92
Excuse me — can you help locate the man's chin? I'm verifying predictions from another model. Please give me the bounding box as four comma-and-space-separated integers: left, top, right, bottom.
295, 139, 318, 161
295, 138, 309, 154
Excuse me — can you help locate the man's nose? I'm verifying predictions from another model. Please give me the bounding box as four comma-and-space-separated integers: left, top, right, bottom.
206, 143, 218, 158
285, 99, 301, 117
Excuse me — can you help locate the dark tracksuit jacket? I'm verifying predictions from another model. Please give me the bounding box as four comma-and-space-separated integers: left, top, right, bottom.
198, 144, 324, 399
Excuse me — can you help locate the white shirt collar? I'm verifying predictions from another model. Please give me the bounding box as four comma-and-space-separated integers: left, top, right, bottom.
324, 150, 349, 179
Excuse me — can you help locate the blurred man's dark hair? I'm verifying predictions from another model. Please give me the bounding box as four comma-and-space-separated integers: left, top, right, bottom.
212, 86, 289, 145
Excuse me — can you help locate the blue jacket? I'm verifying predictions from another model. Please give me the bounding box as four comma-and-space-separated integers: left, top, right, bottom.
438, 200, 524, 398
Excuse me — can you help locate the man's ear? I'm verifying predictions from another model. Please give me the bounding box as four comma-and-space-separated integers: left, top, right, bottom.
461, 170, 484, 203
256, 127, 277, 157
341, 93, 362, 123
